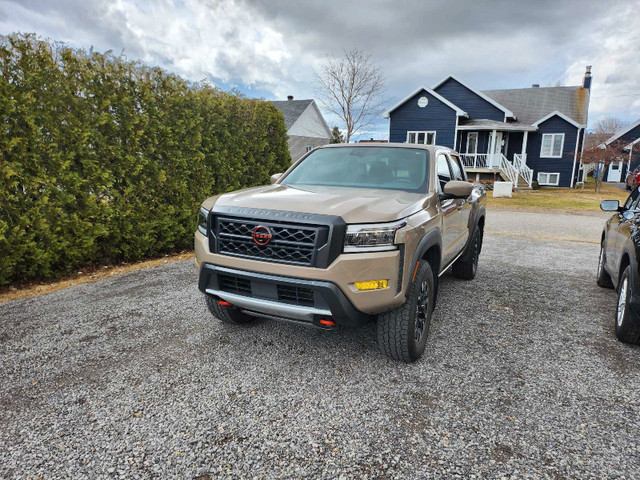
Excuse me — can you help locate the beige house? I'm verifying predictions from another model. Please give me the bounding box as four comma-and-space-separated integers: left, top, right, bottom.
272, 96, 332, 161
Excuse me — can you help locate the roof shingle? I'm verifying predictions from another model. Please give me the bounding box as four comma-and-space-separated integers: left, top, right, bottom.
482, 86, 589, 126
270, 99, 313, 130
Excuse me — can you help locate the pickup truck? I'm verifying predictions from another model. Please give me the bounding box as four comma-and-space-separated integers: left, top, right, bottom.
195, 143, 486, 361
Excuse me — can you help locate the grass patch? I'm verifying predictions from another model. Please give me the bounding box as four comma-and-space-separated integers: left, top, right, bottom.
0, 251, 194, 304
486, 178, 629, 212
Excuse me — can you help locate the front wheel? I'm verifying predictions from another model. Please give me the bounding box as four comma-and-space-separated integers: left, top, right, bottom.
615, 266, 640, 344
377, 261, 434, 362
596, 242, 614, 289
205, 295, 255, 324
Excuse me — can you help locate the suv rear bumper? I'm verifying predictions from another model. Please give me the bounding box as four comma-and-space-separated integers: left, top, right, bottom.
198, 263, 372, 327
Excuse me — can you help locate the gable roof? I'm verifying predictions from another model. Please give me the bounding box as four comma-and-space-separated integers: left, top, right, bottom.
531, 110, 585, 129
271, 99, 314, 130
605, 118, 640, 146
432, 75, 516, 119
382, 86, 468, 118
483, 86, 589, 126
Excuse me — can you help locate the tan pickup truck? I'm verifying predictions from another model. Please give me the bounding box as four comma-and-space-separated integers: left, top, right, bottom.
195, 143, 486, 361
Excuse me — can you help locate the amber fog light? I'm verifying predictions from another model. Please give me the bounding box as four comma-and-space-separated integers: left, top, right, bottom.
354, 280, 388, 291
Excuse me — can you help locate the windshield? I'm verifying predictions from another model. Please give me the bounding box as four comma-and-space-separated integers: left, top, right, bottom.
281, 147, 430, 193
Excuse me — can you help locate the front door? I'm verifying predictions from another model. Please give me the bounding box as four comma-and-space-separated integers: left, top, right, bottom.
488, 132, 503, 168
608, 161, 623, 182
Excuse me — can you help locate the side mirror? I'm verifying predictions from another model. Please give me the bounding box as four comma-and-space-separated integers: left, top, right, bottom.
442, 180, 474, 199
270, 173, 283, 184
600, 200, 621, 212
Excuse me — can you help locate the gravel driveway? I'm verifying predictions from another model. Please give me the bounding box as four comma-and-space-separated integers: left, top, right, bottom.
2, 209, 639, 479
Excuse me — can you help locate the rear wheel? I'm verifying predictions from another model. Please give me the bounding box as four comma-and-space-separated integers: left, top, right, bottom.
205, 295, 255, 324
377, 261, 434, 362
615, 266, 640, 344
452, 227, 482, 280
596, 242, 614, 289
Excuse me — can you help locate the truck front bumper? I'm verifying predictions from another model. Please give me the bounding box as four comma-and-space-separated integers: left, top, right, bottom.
198, 263, 372, 327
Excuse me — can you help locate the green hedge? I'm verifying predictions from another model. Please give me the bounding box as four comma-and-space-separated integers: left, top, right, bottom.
0, 33, 291, 285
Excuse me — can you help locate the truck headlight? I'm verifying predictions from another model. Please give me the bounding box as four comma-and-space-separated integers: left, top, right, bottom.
197, 206, 209, 236
344, 219, 406, 253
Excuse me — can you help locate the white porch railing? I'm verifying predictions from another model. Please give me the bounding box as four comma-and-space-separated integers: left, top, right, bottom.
460, 153, 489, 169
460, 152, 533, 189
513, 153, 533, 188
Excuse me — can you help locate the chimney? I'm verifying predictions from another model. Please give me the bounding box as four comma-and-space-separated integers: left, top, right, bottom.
532, 84, 540, 88
583, 65, 592, 90
287, 95, 294, 101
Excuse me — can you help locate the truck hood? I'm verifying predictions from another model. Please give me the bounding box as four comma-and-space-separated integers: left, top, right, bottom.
205, 184, 432, 223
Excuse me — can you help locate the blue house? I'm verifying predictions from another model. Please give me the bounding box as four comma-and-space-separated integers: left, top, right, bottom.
383, 67, 593, 188
601, 118, 640, 182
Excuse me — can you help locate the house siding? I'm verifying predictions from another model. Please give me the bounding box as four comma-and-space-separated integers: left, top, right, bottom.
389, 89, 457, 148
434, 78, 505, 121
288, 136, 330, 162
526, 116, 578, 188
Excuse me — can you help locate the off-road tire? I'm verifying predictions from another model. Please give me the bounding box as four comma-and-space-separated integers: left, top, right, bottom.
377, 261, 434, 362
596, 242, 614, 289
615, 266, 640, 344
452, 226, 482, 280
205, 295, 255, 324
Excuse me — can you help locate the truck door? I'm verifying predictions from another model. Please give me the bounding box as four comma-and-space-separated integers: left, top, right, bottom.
436, 152, 460, 266
447, 152, 472, 251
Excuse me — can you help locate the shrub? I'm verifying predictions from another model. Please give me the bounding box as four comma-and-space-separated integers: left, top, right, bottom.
0, 33, 291, 285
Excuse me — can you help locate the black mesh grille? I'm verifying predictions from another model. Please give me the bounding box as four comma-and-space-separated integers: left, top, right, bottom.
277, 285, 315, 307
218, 274, 252, 295
215, 217, 324, 267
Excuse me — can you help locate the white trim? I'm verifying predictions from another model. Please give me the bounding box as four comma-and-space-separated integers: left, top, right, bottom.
532, 110, 585, 129
605, 118, 640, 145
431, 74, 516, 119
571, 127, 582, 188
623, 137, 640, 150
407, 131, 437, 145
466, 132, 479, 154
453, 116, 459, 150
537, 172, 560, 186
382, 86, 468, 118
540, 133, 565, 158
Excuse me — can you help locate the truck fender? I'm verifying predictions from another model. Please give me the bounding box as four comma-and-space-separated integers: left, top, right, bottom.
408, 228, 443, 284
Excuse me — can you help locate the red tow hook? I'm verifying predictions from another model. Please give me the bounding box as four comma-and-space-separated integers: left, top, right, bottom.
319, 319, 336, 327
218, 300, 233, 307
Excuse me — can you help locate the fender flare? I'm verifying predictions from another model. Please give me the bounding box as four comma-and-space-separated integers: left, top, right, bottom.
408, 228, 443, 283
459, 206, 486, 261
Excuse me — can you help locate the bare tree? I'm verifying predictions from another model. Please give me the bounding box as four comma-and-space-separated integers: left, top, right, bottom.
581, 140, 626, 193
585, 116, 629, 150
314, 49, 385, 143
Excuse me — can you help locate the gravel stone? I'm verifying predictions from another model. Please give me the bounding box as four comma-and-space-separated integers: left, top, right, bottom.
1, 210, 639, 478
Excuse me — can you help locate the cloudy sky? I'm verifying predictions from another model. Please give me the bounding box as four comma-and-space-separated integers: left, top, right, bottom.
2, 0, 639, 139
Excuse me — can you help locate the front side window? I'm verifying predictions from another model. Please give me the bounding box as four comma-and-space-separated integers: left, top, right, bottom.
407, 131, 436, 145
282, 146, 430, 193
541, 133, 565, 158
436, 153, 451, 190
448, 154, 465, 181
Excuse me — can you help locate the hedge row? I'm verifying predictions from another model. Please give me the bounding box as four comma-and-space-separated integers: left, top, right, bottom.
0, 33, 291, 285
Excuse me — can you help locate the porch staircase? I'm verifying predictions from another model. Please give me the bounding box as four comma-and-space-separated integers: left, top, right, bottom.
460, 153, 533, 189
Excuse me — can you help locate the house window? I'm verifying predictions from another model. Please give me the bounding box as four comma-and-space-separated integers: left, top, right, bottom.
466, 132, 478, 154
538, 172, 560, 186
306, 145, 313, 153
407, 131, 436, 145
540, 133, 565, 158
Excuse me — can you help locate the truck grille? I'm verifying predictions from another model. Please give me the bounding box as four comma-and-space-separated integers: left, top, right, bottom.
277, 285, 315, 307
214, 217, 327, 267
218, 274, 252, 295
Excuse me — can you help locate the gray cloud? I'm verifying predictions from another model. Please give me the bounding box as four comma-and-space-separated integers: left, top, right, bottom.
1, 0, 639, 135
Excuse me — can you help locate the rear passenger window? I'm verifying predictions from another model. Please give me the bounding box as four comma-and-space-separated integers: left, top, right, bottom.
448, 154, 465, 181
